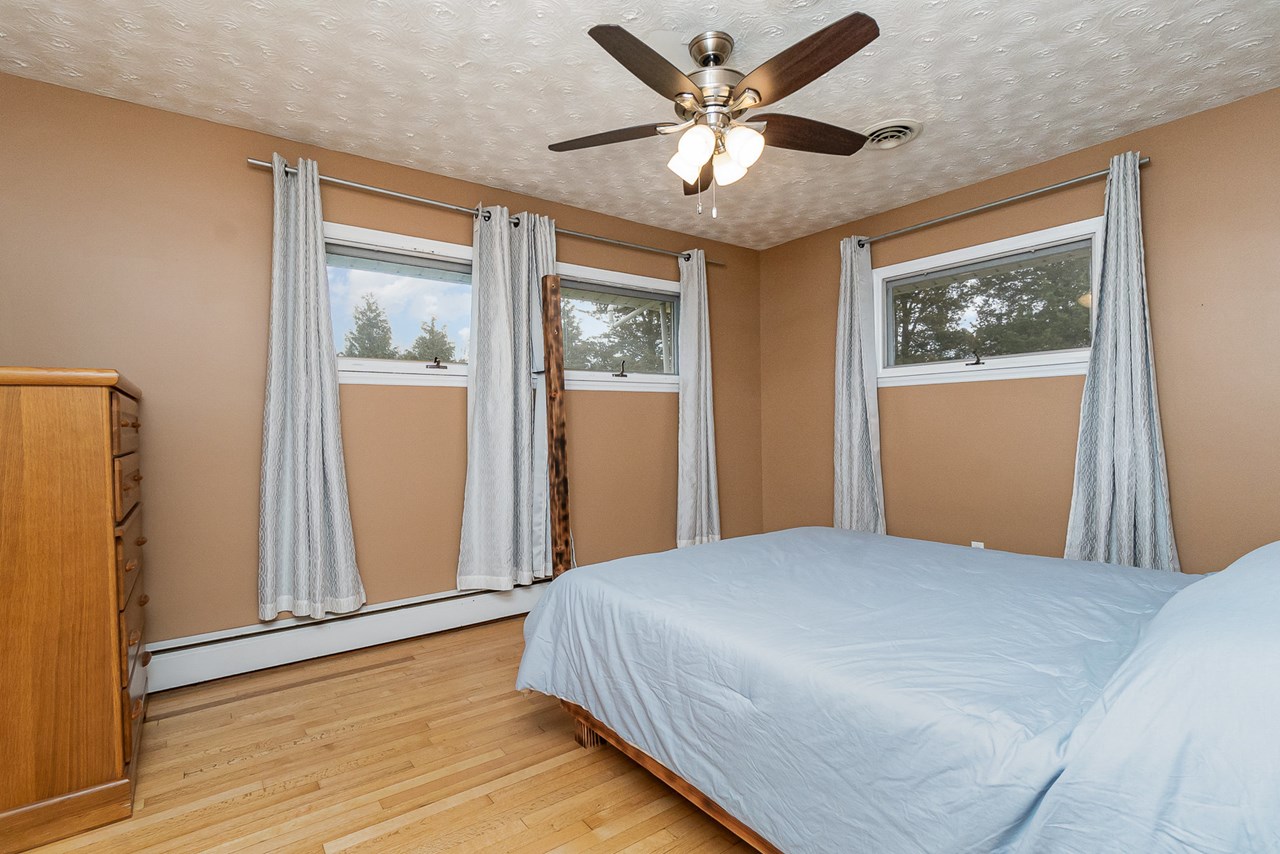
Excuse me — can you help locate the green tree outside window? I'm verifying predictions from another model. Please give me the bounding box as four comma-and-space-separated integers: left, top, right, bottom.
340, 293, 398, 359
405, 316, 459, 363
891, 250, 1092, 365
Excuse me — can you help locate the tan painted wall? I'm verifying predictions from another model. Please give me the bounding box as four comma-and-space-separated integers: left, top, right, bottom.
760, 87, 1280, 573
0, 73, 763, 640
4, 67, 1275, 647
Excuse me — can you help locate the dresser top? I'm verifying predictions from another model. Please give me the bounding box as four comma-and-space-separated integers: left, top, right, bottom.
0, 366, 140, 399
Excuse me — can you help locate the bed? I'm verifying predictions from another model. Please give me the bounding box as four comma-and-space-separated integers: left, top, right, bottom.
517, 527, 1280, 853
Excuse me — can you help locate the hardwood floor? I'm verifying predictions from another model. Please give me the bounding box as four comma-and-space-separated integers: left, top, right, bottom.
32, 617, 754, 853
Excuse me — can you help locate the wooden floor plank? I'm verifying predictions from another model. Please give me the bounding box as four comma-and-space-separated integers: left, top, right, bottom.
29, 616, 752, 853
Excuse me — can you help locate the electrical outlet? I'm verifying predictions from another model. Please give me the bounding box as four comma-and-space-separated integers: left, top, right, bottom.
971, 541, 985, 549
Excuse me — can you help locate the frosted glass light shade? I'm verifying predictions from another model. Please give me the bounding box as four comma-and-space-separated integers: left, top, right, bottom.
677, 125, 716, 165
725, 125, 765, 167
712, 151, 747, 186
667, 151, 703, 185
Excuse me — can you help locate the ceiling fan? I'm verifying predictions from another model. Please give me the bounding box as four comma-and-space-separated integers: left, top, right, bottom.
548, 12, 880, 196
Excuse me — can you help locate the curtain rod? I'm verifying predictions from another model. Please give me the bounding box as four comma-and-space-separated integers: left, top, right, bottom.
859, 156, 1151, 247
247, 157, 724, 267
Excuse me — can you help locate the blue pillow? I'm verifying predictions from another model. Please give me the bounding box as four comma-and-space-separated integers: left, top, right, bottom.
1016, 541, 1280, 853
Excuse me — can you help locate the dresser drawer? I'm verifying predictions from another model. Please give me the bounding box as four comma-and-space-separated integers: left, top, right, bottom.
113, 453, 142, 522
121, 648, 148, 765
118, 577, 149, 687
114, 506, 145, 610
111, 392, 141, 456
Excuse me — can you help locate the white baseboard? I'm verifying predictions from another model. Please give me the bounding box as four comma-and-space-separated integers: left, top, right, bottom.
145, 585, 545, 692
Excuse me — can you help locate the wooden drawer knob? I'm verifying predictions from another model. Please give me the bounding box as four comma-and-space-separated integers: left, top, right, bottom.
122, 482, 134, 493
120, 419, 140, 429
125, 559, 139, 574
131, 472, 143, 483
131, 698, 144, 720
128, 628, 142, 647
141, 651, 153, 667
138, 594, 150, 607
136, 536, 148, 546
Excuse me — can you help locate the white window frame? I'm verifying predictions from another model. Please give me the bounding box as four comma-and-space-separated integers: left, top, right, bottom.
324, 223, 679, 392
557, 262, 680, 393
326, 222, 473, 388
872, 216, 1103, 387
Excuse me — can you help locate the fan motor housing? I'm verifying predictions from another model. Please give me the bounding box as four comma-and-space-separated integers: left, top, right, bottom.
689, 66, 743, 98
677, 33, 744, 120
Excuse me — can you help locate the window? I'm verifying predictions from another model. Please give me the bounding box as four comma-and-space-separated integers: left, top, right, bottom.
324, 223, 475, 386
324, 224, 679, 391
888, 239, 1093, 365
554, 262, 680, 391
873, 218, 1102, 386
561, 281, 678, 375
327, 245, 471, 366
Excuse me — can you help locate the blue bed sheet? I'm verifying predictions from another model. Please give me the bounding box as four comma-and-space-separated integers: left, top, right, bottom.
516, 527, 1198, 853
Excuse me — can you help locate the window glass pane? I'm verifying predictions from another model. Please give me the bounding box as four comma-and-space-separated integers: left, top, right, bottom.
560, 282, 677, 374
326, 246, 471, 363
887, 238, 1092, 366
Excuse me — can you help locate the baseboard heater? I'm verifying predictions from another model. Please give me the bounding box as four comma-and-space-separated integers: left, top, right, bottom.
144, 583, 548, 692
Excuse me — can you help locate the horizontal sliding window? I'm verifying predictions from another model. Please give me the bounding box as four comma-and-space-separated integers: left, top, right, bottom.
561, 281, 678, 375
872, 217, 1102, 386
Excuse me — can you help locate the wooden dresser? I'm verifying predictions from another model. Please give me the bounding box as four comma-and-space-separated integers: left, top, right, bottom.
0, 367, 150, 852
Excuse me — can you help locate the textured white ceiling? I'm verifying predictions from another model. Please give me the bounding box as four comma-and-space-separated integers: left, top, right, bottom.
3, 0, 1278, 248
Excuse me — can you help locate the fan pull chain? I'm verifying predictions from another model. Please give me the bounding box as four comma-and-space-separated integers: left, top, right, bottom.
696, 179, 703, 215
711, 179, 718, 219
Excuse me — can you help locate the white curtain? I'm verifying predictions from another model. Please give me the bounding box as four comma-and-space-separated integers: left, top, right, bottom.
677, 249, 721, 547
457, 207, 556, 589
1065, 151, 1179, 571
516, 211, 557, 579
259, 153, 365, 619
834, 237, 887, 533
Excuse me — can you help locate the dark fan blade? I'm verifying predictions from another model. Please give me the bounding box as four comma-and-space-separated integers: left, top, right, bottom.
755, 113, 868, 156
590, 25, 704, 105
682, 160, 713, 195
732, 12, 878, 108
549, 123, 677, 152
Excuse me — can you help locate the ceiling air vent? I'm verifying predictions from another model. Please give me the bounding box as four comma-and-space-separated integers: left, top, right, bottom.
863, 119, 923, 150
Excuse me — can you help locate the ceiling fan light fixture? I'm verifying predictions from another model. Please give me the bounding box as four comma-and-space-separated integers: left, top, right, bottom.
667, 151, 704, 185
555, 14, 884, 204
712, 151, 747, 186
724, 125, 764, 168
677, 124, 716, 165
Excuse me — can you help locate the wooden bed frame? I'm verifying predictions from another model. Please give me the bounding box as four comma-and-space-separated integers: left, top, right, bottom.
540, 276, 781, 854
562, 700, 782, 853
